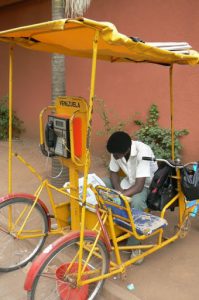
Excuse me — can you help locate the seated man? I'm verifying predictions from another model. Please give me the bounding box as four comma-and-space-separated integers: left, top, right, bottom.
105, 131, 157, 210
104, 131, 158, 263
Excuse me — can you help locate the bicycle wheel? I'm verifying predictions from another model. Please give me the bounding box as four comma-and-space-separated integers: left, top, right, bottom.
0, 196, 48, 272
27, 233, 110, 300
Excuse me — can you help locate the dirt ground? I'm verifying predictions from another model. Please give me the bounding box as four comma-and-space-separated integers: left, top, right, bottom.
0, 139, 199, 300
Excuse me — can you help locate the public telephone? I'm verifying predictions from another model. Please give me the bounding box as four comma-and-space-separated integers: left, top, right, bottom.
41, 114, 82, 159
45, 115, 71, 158
40, 97, 87, 162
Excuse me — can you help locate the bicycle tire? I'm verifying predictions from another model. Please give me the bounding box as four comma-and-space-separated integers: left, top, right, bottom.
0, 197, 48, 272
27, 232, 110, 300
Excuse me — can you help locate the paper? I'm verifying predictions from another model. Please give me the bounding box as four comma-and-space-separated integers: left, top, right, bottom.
63, 173, 105, 206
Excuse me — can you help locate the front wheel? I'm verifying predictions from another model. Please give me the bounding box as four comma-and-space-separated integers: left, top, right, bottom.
0, 197, 48, 272
27, 233, 110, 300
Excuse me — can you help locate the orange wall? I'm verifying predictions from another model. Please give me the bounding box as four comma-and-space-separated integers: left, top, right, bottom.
0, 0, 51, 137
0, 0, 199, 161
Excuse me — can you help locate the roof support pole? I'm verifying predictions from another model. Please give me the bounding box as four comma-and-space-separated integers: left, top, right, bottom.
169, 64, 175, 160
8, 46, 14, 193
86, 29, 99, 149
78, 29, 99, 282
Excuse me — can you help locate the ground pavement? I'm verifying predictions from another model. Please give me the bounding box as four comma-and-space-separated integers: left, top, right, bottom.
0, 139, 199, 300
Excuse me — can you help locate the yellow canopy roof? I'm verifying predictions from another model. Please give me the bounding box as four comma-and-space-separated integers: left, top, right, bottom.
0, 17, 199, 66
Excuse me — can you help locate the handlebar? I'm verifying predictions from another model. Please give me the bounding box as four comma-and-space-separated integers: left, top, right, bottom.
142, 156, 198, 169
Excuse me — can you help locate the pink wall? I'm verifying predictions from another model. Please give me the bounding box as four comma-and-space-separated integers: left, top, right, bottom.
69, 0, 199, 160
0, 0, 51, 137
0, 0, 199, 161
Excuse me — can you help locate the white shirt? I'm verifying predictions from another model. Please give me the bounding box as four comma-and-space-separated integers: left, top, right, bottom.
109, 141, 158, 189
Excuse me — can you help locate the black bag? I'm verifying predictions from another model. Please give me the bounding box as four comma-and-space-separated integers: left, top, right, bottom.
147, 163, 177, 211
181, 166, 199, 200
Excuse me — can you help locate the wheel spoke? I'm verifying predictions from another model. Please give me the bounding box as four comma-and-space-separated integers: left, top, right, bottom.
28, 235, 109, 300
0, 197, 48, 271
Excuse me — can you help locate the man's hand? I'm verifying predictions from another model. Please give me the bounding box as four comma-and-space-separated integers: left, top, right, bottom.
110, 171, 123, 192
110, 171, 146, 198
122, 177, 146, 197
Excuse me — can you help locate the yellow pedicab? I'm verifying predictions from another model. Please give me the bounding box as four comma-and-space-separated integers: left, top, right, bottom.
0, 18, 199, 299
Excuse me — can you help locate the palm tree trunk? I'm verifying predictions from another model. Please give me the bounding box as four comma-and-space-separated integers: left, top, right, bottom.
51, 0, 93, 187
64, 0, 93, 17
51, 0, 68, 187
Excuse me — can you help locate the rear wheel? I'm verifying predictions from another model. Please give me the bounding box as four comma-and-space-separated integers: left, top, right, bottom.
0, 197, 48, 271
28, 235, 110, 300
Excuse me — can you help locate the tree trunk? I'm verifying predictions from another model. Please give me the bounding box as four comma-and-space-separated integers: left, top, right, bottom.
64, 0, 93, 17
51, 0, 68, 187
50, 0, 93, 187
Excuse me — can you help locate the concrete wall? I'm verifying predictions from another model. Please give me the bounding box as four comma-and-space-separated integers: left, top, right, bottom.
0, 0, 199, 160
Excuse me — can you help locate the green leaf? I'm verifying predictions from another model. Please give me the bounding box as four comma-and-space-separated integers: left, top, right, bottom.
0, 95, 25, 140
133, 104, 189, 158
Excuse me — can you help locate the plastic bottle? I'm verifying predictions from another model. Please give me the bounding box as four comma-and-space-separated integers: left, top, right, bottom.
193, 163, 198, 172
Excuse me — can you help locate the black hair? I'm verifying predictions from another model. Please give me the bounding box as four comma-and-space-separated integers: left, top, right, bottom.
106, 131, 131, 154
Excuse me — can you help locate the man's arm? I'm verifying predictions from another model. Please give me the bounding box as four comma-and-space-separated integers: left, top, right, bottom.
110, 170, 123, 192
122, 177, 146, 197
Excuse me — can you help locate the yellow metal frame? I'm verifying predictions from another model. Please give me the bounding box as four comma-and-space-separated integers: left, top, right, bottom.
39, 95, 89, 230
5, 30, 100, 241
8, 46, 14, 194
4, 17, 199, 294
8, 154, 73, 237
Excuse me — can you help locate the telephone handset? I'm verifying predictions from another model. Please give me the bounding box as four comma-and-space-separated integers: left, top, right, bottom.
45, 120, 57, 148
40, 120, 57, 157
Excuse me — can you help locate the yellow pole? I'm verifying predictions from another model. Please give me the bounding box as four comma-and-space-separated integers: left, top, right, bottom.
70, 167, 80, 230
8, 46, 14, 193
86, 30, 100, 149
78, 30, 99, 282
169, 64, 175, 160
